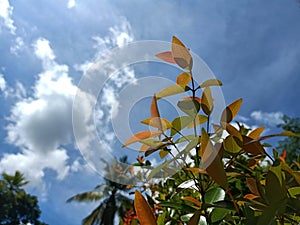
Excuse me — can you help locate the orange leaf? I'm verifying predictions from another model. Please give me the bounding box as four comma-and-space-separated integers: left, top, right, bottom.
134, 190, 157, 225
139, 144, 150, 152
176, 72, 191, 86
155, 51, 176, 64
122, 130, 162, 147
172, 36, 193, 70
244, 194, 259, 200
220, 98, 242, 123
246, 178, 260, 196
150, 95, 162, 131
248, 127, 265, 139
182, 196, 202, 207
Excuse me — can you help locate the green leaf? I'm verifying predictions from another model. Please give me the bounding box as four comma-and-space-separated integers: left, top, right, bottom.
147, 160, 172, 180
183, 136, 199, 153
199, 79, 222, 88
187, 115, 208, 128
171, 116, 194, 136
201, 87, 213, 116
210, 208, 230, 223
178, 99, 200, 118
175, 135, 196, 144
157, 211, 166, 225
159, 149, 169, 159
223, 135, 242, 154
288, 187, 300, 197
156, 85, 187, 99
159, 201, 196, 213
204, 187, 225, 204
265, 169, 286, 205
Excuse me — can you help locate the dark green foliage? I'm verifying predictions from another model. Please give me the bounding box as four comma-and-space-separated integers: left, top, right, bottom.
277, 115, 300, 164
0, 171, 48, 225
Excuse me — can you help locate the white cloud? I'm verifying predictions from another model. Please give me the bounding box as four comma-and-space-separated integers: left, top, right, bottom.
0, 0, 16, 34
67, 0, 76, 9
1, 37, 77, 188
1, 18, 136, 188
0, 74, 6, 92
10, 37, 24, 55
250, 110, 283, 127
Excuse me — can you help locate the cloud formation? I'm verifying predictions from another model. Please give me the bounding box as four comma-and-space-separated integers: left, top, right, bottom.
0, 18, 136, 189
0, 0, 16, 34
1, 38, 77, 188
250, 110, 284, 127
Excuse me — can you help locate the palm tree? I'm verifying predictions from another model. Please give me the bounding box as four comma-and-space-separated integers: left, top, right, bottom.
67, 156, 134, 225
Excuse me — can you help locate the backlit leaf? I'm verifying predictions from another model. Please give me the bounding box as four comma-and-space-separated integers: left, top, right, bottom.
156, 85, 186, 99
242, 135, 265, 155
248, 126, 265, 139
199, 79, 222, 88
172, 36, 193, 70
134, 190, 157, 225
176, 72, 191, 87
200, 128, 209, 157
141, 118, 172, 131
223, 135, 242, 154
220, 98, 242, 123
159, 149, 169, 159
155, 51, 176, 64
187, 114, 208, 128
201, 87, 213, 116
122, 130, 162, 147
171, 116, 194, 136
178, 99, 200, 118
202, 140, 229, 190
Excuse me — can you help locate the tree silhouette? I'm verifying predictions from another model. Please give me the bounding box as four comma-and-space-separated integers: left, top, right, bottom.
0, 171, 48, 225
67, 156, 134, 225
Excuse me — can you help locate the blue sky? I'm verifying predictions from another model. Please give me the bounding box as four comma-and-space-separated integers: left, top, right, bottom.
0, 0, 300, 224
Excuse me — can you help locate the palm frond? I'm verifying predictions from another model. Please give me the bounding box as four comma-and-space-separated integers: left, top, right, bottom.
82, 203, 104, 225
66, 191, 104, 203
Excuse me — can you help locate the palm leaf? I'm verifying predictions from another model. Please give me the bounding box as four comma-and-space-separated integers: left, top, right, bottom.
66, 191, 104, 203
82, 203, 104, 225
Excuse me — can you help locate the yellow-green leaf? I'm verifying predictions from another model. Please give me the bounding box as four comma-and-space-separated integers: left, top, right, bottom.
200, 128, 209, 157
187, 114, 208, 128
122, 130, 162, 147
172, 36, 193, 70
199, 79, 222, 88
155, 51, 176, 64
159, 149, 169, 159
176, 72, 191, 87
134, 190, 157, 225
177, 99, 200, 118
171, 116, 193, 136
223, 135, 242, 154
248, 126, 265, 139
201, 87, 214, 116
220, 98, 243, 123
141, 118, 172, 131
156, 85, 186, 99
